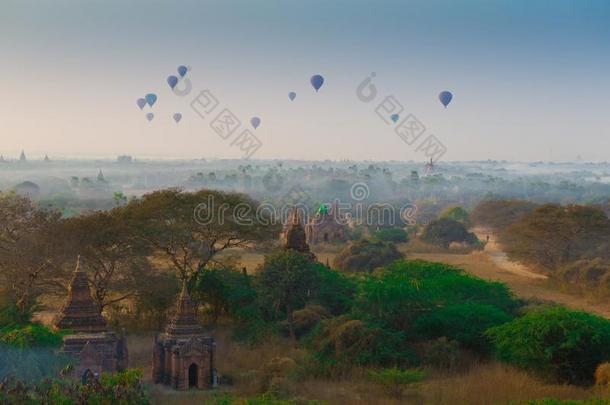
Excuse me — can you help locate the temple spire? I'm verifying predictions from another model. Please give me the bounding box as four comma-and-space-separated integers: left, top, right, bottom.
55, 256, 107, 333
164, 280, 204, 339
284, 207, 311, 254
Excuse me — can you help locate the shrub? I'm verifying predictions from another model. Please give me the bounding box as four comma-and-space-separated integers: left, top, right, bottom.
0, 324, 65, 348
421, 218, 479, 249
412, 302, 512, 352
333, 239, 403, 273
367, 368, 425, 398
595, 362, 610, 386
372, 227, 409, 243
486, 306, 610, 385
308, 316, 415, 373
0, 369, 149, 404
440, 206, 471, 226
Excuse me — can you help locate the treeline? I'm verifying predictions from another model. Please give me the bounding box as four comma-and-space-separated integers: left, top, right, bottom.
0, 189, 279, 328
472, 199, 610, 296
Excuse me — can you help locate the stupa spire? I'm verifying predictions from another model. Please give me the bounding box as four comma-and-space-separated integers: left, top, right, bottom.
284, 207, 311, 254
164, 280, 204, 339
55, 256, 107, 333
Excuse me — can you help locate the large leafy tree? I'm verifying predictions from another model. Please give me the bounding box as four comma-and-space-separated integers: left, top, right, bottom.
500, 204, 610, 272
256, 250, 319, 340
61, 210, 151, 312
0, 192, 67, 317
123, 189, 278, 281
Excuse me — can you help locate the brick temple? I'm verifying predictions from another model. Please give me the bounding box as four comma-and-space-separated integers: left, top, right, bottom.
54, 257, 128, 378
152, 281, 216, 390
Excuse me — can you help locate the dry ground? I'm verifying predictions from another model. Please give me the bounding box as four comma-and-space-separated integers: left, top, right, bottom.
127, 328, 610, 405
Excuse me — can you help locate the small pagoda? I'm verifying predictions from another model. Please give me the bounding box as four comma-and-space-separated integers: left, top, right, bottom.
152, 281, 216, 390
54, 257, 128, 378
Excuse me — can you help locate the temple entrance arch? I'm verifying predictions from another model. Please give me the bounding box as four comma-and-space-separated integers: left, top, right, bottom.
188, 363, 198, 388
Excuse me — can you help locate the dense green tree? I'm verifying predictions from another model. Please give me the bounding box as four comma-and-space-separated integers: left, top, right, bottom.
256, 251, 320, 340
421, 218, 479, 249
487, 306, 610, 385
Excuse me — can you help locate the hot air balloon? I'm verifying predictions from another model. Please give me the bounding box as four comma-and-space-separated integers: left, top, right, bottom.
177, 66, 188, 78
250, 117, 261, 129
288, 91, 296, 101
146, 113, 154, 122
310, 74, 324, 92
439, 91, 453, 108
145, 93, 157, 107
167, 75, 178, 90
173, 113, 182, 123
136, 98, 146, 110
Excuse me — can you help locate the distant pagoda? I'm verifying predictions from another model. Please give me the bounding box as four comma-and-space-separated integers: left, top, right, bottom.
282, 207, 313, 256
19, 150, 26, 162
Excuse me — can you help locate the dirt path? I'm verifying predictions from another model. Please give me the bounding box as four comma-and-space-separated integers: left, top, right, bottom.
472, 227, 547, 280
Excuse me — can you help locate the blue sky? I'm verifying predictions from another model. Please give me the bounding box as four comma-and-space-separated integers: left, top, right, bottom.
1, 0, 609, 161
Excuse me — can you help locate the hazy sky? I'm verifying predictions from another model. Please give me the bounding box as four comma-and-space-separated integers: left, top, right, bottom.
1, 0, 609, 161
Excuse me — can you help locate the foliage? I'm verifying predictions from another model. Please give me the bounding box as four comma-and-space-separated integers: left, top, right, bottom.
0, 323, 65, 348
308, 316, 415, 373
208, 392, 323, 405
333, 239, 403, 272
367, 367, 425, 398
500, 204, 610, 273
470, 199, 538, 232
372, 227, 409, 243
412, 302, 512, 352
356, 260, 518, 334
486, 306, 610, 385
61, 210, 152, 311
440, 206, 471, 226
0, 369, 149, 404
122, 188, 279, 281
0, 192, 66, 316
420, 218, 479, 249
256, 251, 320, 339
309, 264, 356, 315
113, 267, 180, 331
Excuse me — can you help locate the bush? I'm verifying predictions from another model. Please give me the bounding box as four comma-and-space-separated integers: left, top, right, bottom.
307, 316, 415, 373
0, 324, 65, 348
412, 302, 512, 352
486, 306, 610, 385
440, 206, 471, 226
333, 239, 403, 273
0, 369, 149, 404
420, 218, 479, 249
372, 227, 409, 243
367, 368, 425, 398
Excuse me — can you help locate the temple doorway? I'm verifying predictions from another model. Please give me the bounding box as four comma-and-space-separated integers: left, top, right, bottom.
188, 363, 198, 388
